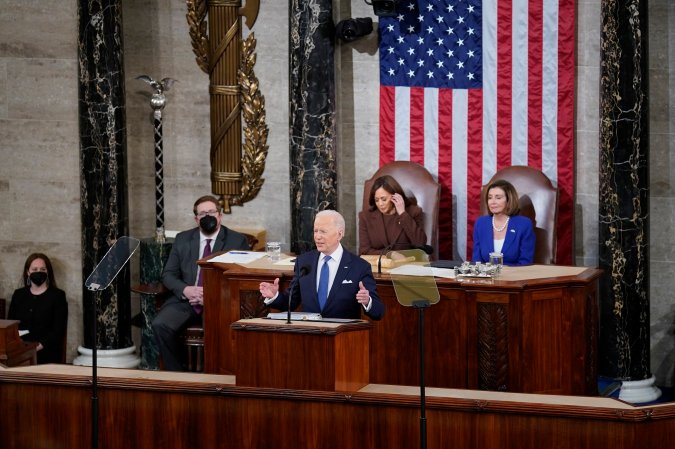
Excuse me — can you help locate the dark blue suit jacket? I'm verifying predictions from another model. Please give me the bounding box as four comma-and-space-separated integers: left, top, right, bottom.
472, 215, 535, 266
268, 247, 385, 320
162, 226, 249, 303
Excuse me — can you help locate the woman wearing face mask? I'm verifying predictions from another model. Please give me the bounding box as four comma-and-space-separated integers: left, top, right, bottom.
8, 253, 68, 364
359, 175, 427, 255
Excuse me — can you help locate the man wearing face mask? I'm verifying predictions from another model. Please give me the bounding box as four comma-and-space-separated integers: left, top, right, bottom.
152, 195, 249, 371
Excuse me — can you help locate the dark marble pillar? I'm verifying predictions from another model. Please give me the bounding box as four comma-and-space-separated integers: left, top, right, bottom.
78, 0, 132, 351
598, 0, 650, 381
137, 239, 172, 370
289, 0, 337, 254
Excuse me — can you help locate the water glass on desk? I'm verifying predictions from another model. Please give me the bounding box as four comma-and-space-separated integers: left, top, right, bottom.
489, 252, 503, 274
266, 241, 281, 261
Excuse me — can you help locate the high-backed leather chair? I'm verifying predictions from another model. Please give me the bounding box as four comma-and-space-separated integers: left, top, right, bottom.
480, 165, 558, 264
362, 161, 441, 260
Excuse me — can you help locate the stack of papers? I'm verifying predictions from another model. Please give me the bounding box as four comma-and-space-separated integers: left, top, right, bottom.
208, 251, 267, 264
267, 312, 323, 321
389, 264, 456, 279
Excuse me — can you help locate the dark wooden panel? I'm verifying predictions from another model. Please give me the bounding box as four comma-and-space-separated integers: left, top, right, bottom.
0, 320, 37, 367
232, 320, 370, 391
1, 368, 674, 449
202, 263, 601, 395
521, 288, 565, 393
369, 282, 468, 388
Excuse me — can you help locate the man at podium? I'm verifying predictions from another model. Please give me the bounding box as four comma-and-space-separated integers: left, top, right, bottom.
259, 210, 384, 320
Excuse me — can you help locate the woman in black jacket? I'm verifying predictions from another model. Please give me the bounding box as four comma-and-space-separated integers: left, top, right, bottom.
8, 253, 68, 364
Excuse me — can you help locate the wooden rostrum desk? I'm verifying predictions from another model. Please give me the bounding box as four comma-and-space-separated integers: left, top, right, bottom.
200, 255, 600, 396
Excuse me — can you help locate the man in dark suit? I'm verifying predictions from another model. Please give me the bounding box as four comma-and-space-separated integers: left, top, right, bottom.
260, 210, 384, 321
152, 195, 249, 371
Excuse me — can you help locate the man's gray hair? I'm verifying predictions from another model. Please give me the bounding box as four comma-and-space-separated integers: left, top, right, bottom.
315, 210, 345, 233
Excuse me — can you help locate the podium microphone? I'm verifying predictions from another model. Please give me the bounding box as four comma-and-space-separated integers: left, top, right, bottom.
416, 244, 434, 256
287, 264, 311, 324
377, 242, 396, 275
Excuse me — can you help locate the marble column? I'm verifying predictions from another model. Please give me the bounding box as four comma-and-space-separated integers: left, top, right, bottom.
289, 0, 337, 254
75, 0, 137, 368
598, 0, 655, 401
137, 239, 173, 370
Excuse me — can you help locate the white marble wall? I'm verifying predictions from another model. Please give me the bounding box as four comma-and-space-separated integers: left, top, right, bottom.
648, 0, 675, 386
0, 0, 82, 360
0, 0, 673, 386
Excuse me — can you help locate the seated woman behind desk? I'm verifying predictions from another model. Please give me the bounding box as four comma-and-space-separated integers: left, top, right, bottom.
8, 253, 68, 364
359, 175, 427, 255
473, 179, 535, 266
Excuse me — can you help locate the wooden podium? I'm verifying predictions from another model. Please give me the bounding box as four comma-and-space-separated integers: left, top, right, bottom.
201, 258, 601, 395
0, 320, 37, 367
231, 318, 371, 392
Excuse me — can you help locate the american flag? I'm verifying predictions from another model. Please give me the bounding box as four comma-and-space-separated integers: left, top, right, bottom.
379, 0, 574, 264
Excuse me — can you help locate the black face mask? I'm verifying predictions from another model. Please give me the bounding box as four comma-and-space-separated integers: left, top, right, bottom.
199, 215, 218, 235
29, 271, 48, 287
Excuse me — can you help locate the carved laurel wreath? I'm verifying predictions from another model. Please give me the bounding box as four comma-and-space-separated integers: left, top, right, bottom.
186, 0, 209, 73
237, 34, 269, 204
186, 0, 268, 207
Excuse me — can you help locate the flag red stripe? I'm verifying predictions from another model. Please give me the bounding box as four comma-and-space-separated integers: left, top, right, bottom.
556, 0, 576, 265
528, 0, 544, 169
497, 0, 513, 169
466, 89, 484, 258
409, 87, 425, 164
438, 89, 454, 258
379, 86, 395, 165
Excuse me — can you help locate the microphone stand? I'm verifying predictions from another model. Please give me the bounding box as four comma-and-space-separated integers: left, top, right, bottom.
286, 265, 309, 324
414, 299, 431, 449
377, 227, 409, 274
88, 285, 98, 449
377, 243, 395, 275
82, 236, 140, 449
286, 270, 297, 324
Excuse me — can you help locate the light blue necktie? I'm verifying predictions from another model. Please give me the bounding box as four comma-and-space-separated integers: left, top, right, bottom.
317, 255, 331, 310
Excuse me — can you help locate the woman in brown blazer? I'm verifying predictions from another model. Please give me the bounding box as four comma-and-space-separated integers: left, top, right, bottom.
358, 175, 427, 255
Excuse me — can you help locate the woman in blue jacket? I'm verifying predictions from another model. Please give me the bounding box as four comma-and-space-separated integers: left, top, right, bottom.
472, 179, 535, 266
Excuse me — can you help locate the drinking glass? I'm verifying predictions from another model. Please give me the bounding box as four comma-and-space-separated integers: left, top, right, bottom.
488, 252, 503, 273
266, 241, 281, 261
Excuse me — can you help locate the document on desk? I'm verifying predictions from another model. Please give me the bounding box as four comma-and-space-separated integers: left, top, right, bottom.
19, 330, 30, 337
209, 251, 267, 264
267, 312, 323, 321
389, 264, 456, 279
273, 257, 296, 267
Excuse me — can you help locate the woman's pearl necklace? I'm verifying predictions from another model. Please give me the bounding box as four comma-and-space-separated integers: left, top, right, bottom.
492, 215, 509, 232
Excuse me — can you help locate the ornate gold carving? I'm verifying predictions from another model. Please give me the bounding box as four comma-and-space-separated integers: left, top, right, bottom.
210, 85, 240, 95
239, 0, 260, 29
186, 0, 209, 74
185, 0, 266, 212
212, 171, 242, 182
210, 0, 240, 6
235, 33, 269, 205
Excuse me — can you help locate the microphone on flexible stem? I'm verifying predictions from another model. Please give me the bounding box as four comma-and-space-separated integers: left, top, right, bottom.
287, 265, 311, 324
416, 244, 434, 256
377, 242, 396, 275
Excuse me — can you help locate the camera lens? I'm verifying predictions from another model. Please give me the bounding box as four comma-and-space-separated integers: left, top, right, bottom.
336, 17, 373, 43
